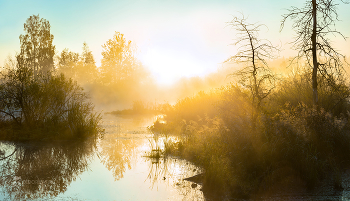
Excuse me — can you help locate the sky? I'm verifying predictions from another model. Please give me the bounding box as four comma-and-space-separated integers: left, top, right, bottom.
0, 0, 349, 85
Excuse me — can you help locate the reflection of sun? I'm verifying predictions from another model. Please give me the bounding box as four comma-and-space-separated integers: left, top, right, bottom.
140, 48, 201, 85
172, 163, 183, 176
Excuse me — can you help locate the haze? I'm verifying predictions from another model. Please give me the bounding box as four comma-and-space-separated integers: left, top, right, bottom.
1, 0, 349, 85
1, 0, 350, 111
2, 0, 350, 199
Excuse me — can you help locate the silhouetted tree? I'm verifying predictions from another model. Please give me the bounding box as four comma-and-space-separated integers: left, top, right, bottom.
281, 0, 349, 105
226, 15, 279, 128
17, 14, 55, 78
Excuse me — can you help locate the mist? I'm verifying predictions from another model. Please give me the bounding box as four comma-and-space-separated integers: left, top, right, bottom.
1, 1, 350, 199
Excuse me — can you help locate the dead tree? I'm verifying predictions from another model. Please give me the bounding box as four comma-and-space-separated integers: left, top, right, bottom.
281, 0, 349, 106
226, 15, 279, 129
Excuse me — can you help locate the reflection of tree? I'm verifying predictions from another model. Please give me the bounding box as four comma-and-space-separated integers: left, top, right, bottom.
145, 158, 169, 190
145, 157, 205, 200
99, 134, 140, 180
0, 139, 96, 200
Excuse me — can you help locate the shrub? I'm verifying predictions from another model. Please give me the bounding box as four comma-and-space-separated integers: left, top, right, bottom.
150, 82, 350, 198
0, 65, 102, 140
269, 68, 350, 116
263, 104, 350, 186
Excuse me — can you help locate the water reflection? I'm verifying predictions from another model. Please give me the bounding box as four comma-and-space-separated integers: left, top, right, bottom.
99, 134, 141, 181
144, 157, 205, 201
99, 114, 153, 181
100, 114, 206, 200
0, 139, 96, 200
0, 114, 207, 201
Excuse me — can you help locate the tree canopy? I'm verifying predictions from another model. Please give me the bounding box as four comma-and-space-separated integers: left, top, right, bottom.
100, 32, 142, 85
16, 14, 55, 78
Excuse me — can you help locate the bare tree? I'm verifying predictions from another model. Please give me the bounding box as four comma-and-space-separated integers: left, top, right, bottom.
281, 0, 349, 105
226, 15, 279, 128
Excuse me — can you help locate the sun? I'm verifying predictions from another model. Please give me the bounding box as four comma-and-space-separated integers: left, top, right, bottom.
139, 47, 204, 86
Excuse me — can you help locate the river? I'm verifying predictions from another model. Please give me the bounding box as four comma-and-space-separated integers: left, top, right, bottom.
3, 114, 350, 200
0, 114, 205, 201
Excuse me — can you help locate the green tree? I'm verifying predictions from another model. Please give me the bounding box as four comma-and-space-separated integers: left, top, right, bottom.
76, 42, 98, 83
281, 0, 349, 105
81, 42, 95, 65
16, 14, 55, 78
57, 48, 79, 79
0, 15, 101, 139
57, 43, 98, 84
0, 63, 101, 139
99, 32, 140, 85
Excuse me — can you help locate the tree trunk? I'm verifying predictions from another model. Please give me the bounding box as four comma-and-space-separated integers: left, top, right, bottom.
312, 0, 318, 105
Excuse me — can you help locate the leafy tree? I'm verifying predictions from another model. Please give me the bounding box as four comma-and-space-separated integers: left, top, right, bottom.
16, 14, 55, 78
57, 48, 79, 79
57, 43, 98, 84
226, 16, 279, 128
76, 42, 98, 83
0, 62, 101, 139
0, 15, 101, 139
81, 42, 95, 65
281, 0, 349, 105
99, 32, 141, 85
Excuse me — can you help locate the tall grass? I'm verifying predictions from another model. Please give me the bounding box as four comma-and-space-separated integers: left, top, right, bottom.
150, 76, 350, 198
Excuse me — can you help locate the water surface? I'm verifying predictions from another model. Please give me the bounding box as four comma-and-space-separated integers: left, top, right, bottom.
0, 114, 204, 201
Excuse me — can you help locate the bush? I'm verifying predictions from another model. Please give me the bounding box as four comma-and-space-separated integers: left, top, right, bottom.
0, 65, 102, 140
263, 104, 350, 186
269, 68, 350, 116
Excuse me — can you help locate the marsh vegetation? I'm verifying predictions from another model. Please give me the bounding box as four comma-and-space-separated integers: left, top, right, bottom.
1, 0, 350, 199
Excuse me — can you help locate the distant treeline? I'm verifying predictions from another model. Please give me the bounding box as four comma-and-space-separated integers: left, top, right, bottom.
106, 100, 171, 116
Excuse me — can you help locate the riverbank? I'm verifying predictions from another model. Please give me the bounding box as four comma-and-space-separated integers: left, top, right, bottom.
0, 114, 206, 200
149, 82, 350, 199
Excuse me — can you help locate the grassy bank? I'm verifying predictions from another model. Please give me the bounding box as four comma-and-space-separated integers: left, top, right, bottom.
149, 71, 350, 198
